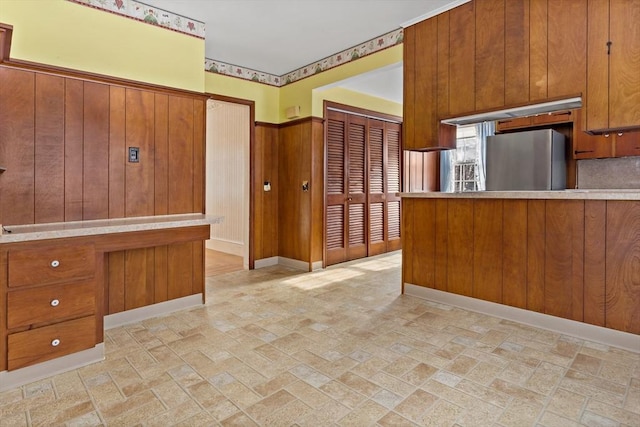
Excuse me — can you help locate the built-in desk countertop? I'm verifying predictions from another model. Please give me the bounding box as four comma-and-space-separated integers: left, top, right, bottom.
0, 213, 223, 244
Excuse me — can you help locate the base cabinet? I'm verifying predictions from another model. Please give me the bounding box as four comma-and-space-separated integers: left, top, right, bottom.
403, 197, 640, 335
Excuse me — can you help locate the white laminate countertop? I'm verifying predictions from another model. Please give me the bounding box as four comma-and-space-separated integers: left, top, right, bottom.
398, 190, 640, 200
0, 213, 223, 244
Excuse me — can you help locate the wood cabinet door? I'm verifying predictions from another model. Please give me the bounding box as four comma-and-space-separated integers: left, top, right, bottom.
449, 1, 476, 116
326, 111, 348, 265
475, 0, 505, 111
609, 0, 640, 130
573, 108, 613, 159
505, 0, 531, 105
586, 0, 610, 131
403, 25, 416, 150
547, 0, 587, 99
346, 116, 368, 261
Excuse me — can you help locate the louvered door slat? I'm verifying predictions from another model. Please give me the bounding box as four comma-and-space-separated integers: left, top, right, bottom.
370, 202, 384, 243
369, 127, 383, 193
327, 119, 345, 195
326, 205, 344, 250
387, 127, 400, 193
348, 122, 365, 194
388, 201, 400, 239
349, 204, 365, 245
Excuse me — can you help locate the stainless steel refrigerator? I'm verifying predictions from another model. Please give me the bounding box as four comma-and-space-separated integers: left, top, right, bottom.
485, 129, 566, 191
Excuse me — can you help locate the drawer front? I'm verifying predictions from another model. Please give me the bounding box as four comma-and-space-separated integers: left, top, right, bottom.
8, 316, 96, 370
496, 116, 533, 131
7, 281, 96, 329
8, 244, 95, 288
532, 110, 573, 125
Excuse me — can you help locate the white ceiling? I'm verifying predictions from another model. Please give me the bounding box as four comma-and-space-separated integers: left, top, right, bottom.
144, 0, 463, 103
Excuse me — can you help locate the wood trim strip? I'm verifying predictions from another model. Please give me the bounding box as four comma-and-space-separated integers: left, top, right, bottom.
0, 23, 12, 62
325, 101, 402, 123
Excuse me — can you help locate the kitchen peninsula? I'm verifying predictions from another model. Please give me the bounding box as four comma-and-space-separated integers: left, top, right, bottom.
400, 190, 640, 349
0, 214, 221, 392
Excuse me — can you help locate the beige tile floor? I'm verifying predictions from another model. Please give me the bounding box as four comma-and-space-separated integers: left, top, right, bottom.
1, 251, 639, 426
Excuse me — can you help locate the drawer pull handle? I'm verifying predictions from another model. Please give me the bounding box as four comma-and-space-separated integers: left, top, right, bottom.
51, 339, 61, 347
50, 260, 60, 268
51, 299, 60, 307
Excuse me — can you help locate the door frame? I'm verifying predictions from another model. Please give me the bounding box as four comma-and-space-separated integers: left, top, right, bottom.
323, 101, 403, 267
205, 93, 256, 269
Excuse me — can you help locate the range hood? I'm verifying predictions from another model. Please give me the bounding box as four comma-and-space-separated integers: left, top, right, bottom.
441, 97, 582, 126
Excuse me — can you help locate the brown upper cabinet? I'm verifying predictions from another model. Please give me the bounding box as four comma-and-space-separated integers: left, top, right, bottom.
585, 0, 640, 133
403, 0, 640, 151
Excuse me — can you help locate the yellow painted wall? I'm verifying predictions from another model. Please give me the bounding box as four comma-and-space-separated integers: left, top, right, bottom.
315, 87, 402, 118
279, 45, 403, 122
1, 0, 204, 92
205, 72, 280, 123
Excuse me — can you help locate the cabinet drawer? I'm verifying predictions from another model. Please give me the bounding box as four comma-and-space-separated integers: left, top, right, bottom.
496, 116, 533, 131
7, 281, 96, 329
532, 110, 573, 125
8, 244, 95, 288
7, 316, 96, 371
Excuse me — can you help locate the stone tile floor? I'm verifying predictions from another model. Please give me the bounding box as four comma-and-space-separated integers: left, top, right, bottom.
1, 252, 639, 426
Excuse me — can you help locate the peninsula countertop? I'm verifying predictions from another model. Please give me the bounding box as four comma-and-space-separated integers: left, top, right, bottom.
398, 189, 640, 201
0, 213, 223, 244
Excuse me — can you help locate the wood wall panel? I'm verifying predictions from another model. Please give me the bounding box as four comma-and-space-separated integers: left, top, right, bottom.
154, 246, 168, 303
527, 200, 545, 312
412, 199, 435, 288
107, 252, 125, 314
193, 99, 205, 213
447, 200, 473, 296
124, 248, 150, 310
475, 0, 505, 111
547, 0, 587, 99
473, 200, 502, 303
585, 0, 610, 131
505, 0, 530, 105
606, 201, 640, 334
436, 12, 450, 119
108, 86, 126, 219
168, 96, 194, 214
254, 124, 279, 260
279, 122, 310, 262
402, 199, 414, 287
544, 200, 584, 320
403, 25, 415, 149
310, 119, 324, 264
168, 242, 193, 300
0, 68, 35, 225
154, 94, 169, 215
192, 241, 204, 296
125, 89, 155, 217
64, 79, 84, 221
83, 82, 110, 220
502, 200, 527, 309
583, 200, 606, 327
434, 199, 448, 292
414, 17, 438, 145
529, 0, 548, 100
34, 73, 65, 224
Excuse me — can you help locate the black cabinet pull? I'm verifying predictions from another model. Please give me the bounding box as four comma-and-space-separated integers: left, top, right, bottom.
575, 150, 595, 154
607, 41, 612, 55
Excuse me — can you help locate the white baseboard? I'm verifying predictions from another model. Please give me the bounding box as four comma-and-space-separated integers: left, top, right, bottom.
277, 257, 310, 271
0, 344, 105, 392
206, 239, 244, 256
404, 284, 640, 353
254, 257, 279, 269
104, 294, 203, 329
311, 261, 324, 271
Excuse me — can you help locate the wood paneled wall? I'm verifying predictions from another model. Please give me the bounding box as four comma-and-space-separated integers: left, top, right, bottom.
273, 118, 324, 266
403, 197, 640, 334
0, 66, 206, 225
254, 123, 279, 260
0, 64, 207, 314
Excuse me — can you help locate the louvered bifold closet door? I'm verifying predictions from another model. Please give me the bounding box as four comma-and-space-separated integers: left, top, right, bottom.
347, 115, 368, 261
386, 122, 402, 251
325, 110, 348, 265
368, 119, 387, 256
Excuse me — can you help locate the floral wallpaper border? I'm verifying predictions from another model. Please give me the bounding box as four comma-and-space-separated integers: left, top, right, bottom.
68, 0, 205, 39
205, 28, 404, 87
68, 0, 403, 88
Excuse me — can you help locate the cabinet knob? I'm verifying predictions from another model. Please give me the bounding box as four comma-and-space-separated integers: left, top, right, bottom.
617, 132, 623, 137
50, 299, 60, 307
51, 338, 61, 347
50, 260, 60, 268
